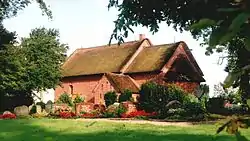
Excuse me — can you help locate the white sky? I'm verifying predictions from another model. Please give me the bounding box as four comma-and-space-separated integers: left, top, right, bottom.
3, 0, 228, 96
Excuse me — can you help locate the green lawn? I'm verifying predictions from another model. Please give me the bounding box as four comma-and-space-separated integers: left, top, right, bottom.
0, 119, 249, 141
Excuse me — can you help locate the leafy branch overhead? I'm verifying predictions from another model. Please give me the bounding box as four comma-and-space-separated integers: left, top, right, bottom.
0, 0, 52, 20
108, 0, 250, 49
217, 116, 250, 141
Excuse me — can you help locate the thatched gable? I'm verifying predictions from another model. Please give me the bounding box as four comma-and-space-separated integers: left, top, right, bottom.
105, 73, 140, 93
124, 43, 179, 73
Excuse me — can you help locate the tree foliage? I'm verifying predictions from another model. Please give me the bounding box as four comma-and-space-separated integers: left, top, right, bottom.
0, 0, 52, 20
21, 27, 68, 91
0, 27, 67, 111
104, 91, 117, 107
108, 0, 250, 48
0, 23, 16, 49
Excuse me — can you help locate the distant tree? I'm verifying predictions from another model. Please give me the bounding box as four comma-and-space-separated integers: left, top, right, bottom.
214, 84, 227, 98
0, 27, 68, 111
21, 27, 68, 91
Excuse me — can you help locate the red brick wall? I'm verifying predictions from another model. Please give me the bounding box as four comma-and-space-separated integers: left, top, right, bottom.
167, 82, 199, 93
93, 76, 116, 104
55, 74, 117, 105
55, 72, 200, 105
129, 72, 199, 93
55, 75, 102, 103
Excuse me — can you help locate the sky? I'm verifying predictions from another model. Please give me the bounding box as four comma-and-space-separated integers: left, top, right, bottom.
3, 0, 228, 96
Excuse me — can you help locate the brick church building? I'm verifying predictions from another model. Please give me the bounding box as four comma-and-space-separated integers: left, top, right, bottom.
55, 34, 205, 104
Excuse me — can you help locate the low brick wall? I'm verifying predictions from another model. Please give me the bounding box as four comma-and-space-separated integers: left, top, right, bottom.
121, 101, 138, 114
75, 103, 94, 114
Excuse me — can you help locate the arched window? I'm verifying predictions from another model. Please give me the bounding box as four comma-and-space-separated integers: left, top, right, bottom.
69, 85, 73, 95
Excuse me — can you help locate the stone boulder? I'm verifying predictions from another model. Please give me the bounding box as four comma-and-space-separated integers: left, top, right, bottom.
3, 111, 12, 115
14, 105, 29, 116
45, 103, 54, 113
36, 105, 42, 114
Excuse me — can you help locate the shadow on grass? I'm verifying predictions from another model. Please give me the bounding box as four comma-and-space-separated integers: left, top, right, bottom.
0, 119, 238, 141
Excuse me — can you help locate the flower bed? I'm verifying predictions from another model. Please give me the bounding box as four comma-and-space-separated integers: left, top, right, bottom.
59, 112, 76, 119
80, 113, 99, 118
121, 110, 157, 118
0, 113, 16, 119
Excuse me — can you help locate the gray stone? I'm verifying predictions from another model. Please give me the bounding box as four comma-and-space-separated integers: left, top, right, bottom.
45, 103, 54, 113
14, 105, 29, 116
3, 111, 12, 115
36, 105, 42, 114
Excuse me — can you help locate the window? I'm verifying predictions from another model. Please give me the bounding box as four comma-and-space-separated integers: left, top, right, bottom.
69, 85, 73, 95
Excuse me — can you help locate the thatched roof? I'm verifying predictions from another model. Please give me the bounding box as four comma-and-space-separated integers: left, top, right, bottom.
105, 73, 140, 93
62, 39, 204, 82
124, 43, 178, 73
62, 41, 141, 77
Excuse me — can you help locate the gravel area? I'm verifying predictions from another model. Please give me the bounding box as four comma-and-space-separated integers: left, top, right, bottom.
75, 118, 205, 127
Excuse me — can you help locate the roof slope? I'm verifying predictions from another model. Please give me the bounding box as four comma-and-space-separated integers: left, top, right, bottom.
124, 43, 179, 73
62, 41, 141, 77
105, 73, 140, 93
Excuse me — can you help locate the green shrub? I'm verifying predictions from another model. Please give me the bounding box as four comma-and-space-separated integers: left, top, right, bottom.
138, 82, 187, 115
103, 104, 127, 118
73, 95, 84, 104
57, 92, 73, 106
29, 105, 37, 114
104, 91, 117, 107
183, 101, 205, 116
138, 82, 205, 119
116, 104, 127, 117
119, 89, 132, 102
138, 82, 169, 113
167, 84, 186, 103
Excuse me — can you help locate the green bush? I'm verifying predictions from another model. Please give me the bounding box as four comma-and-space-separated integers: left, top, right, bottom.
118, 89, 132, 102
103, 104, 127, 118
104, 91, 117, 107
167, 84, 186, 103
116, 104, 127, 117
73, 95, 84, 104
183, 101, 205, 116
138, 82, 169, 113
138, 82, 186, 115
57, 92, 73, 106
29, 105, 37, 114
138, 82, 205, 119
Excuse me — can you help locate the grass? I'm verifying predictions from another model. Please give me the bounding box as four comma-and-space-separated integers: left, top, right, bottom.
0, 119, 250, 141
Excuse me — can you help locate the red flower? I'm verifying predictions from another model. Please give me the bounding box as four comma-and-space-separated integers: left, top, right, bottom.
81, 113, 98, 118
0, 113, 16, 119
121, 110, 157, 118
59, 112, 76, 119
